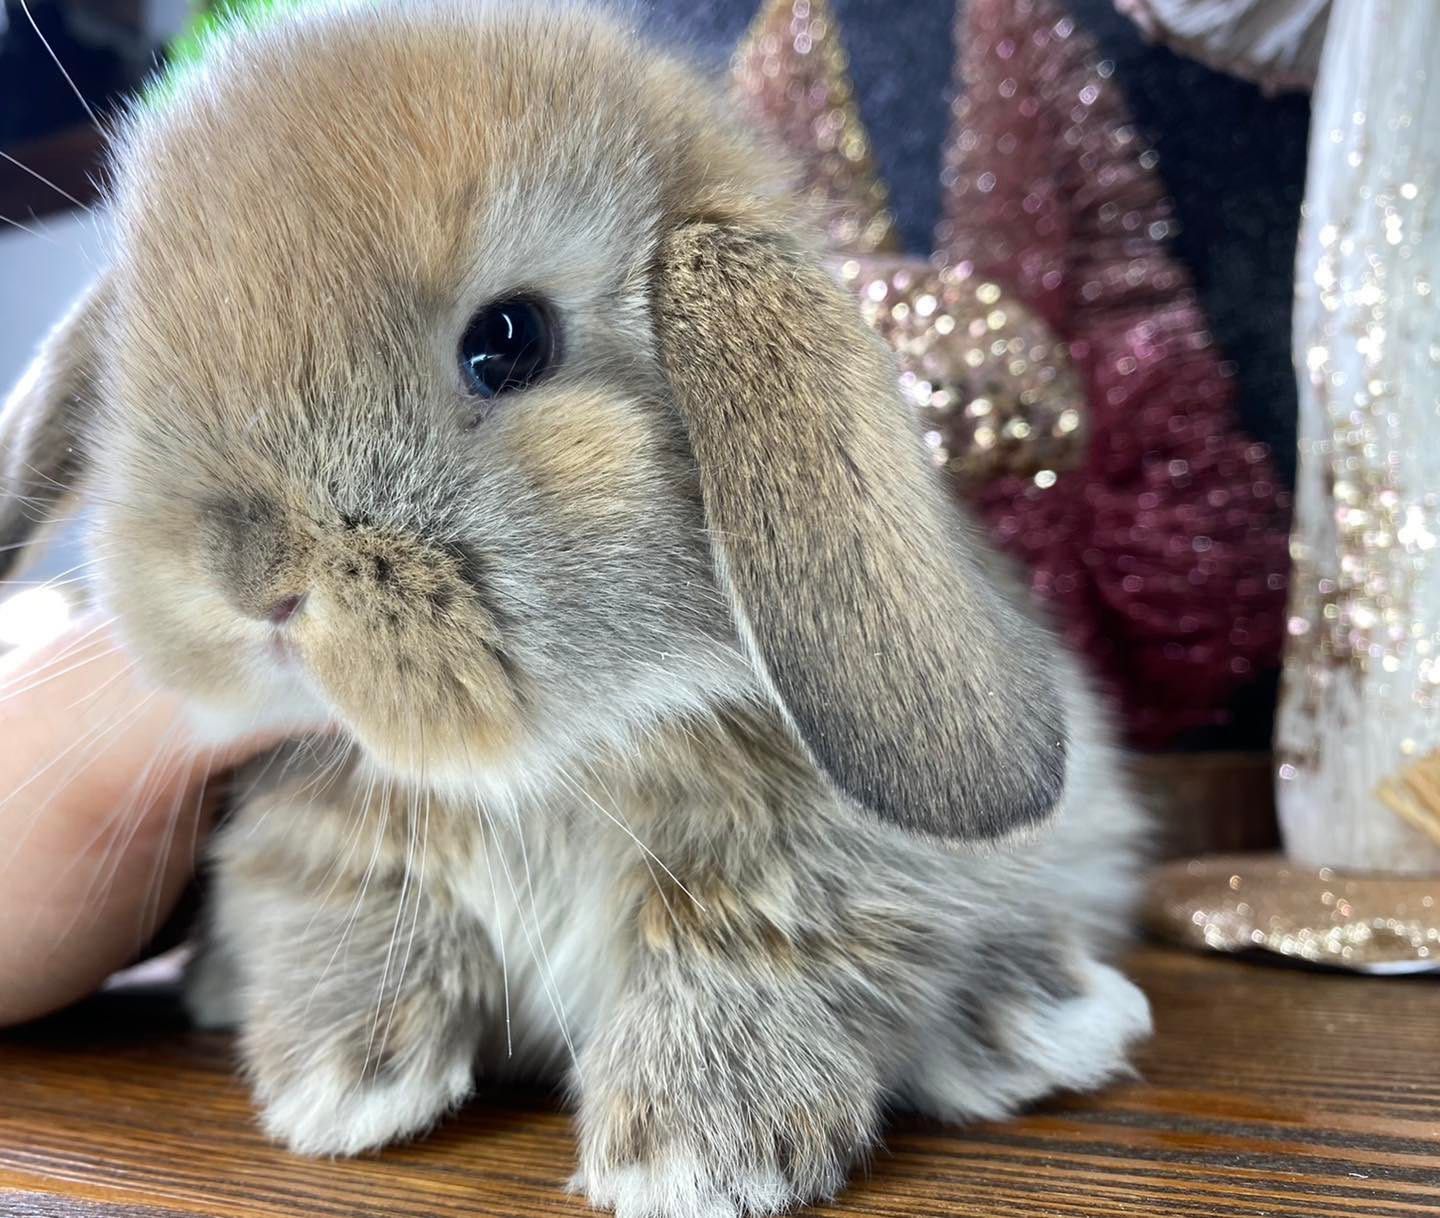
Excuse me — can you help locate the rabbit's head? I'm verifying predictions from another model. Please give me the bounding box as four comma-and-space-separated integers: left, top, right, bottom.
0, 2, 1064, 840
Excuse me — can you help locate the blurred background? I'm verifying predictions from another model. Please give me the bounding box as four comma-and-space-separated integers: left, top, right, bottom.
0, 0, 1316, 853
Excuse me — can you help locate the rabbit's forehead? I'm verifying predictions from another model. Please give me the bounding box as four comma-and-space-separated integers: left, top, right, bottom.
109, 10, 675, 379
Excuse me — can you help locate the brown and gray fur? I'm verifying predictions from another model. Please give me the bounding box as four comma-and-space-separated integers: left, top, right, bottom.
0, 2, 1151, 1214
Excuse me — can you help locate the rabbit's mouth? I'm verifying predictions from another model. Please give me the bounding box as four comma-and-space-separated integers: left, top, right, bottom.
266, 630, 300, 668
184, 498, 523, 754
210, 611, 523, 790
248, 543, 524, 782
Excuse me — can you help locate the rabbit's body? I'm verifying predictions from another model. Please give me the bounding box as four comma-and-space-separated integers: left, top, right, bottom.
0, 2, 1151, 1213
187, 644, 1147, 1209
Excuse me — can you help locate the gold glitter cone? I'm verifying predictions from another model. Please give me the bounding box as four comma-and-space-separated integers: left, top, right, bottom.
731, 0, 899, 254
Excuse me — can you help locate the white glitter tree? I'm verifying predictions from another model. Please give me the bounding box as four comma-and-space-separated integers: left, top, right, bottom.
1276, 0, 1440, 873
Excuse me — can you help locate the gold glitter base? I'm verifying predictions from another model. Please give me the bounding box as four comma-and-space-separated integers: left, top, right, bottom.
1144, 854, 1440, 974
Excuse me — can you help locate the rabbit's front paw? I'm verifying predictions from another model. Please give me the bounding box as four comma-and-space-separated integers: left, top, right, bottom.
575, 1149, 795, 1218
243, 963, 484, 1155
575, 1007, 880, 1217
255, 1041, 475, 1156
207, 797, 495, 1158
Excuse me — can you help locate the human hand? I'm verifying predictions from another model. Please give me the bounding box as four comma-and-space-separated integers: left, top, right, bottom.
0, 612, 312, 1026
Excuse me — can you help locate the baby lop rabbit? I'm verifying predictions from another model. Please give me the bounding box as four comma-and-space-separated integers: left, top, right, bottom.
0, 2, 1151, 1213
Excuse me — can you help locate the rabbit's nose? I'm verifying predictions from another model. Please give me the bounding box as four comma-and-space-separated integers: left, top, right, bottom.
199, 493, 314, 623
267, 593, 307, 625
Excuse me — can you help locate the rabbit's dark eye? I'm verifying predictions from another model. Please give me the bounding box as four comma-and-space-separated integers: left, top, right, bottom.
458, 297, 557, 399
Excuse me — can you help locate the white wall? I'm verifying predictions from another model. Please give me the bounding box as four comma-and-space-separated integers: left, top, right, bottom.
0, 208, 111, 390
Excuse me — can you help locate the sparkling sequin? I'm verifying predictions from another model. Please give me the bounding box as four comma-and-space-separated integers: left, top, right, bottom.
1145, 855, 1440, 973
731, 0, 899, 254
732, 0, 1087, 486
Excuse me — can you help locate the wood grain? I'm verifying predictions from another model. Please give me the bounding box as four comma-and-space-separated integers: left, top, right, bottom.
2, 945, 1437, 1217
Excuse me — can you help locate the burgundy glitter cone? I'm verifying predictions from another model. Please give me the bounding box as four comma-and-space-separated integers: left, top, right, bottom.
938, 0, 1291, 745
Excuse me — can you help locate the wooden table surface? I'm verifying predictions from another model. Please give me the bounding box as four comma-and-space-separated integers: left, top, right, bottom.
2, 944, 1437, 1217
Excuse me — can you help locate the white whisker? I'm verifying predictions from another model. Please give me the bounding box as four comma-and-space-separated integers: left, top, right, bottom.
0, 212, 52, 241
484, 811, 574, 1065
306, 761, 386, 1015
366, 774, 419, 1075
19, 0, 101, 127
0, 642, 125, 706
0, 686, 157, 832
564, 768, 705, 913
516, 825, 573, 1059
475, 807, 512, 1058
0, 148, 91, 212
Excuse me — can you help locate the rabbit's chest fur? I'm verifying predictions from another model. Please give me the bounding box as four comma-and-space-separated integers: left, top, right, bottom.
450, 812, 621, 1076
210, 708, 853, 1075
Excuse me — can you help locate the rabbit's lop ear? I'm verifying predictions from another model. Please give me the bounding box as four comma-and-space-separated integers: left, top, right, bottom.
0, 279, 108, 579
654, 223, 1065, 843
